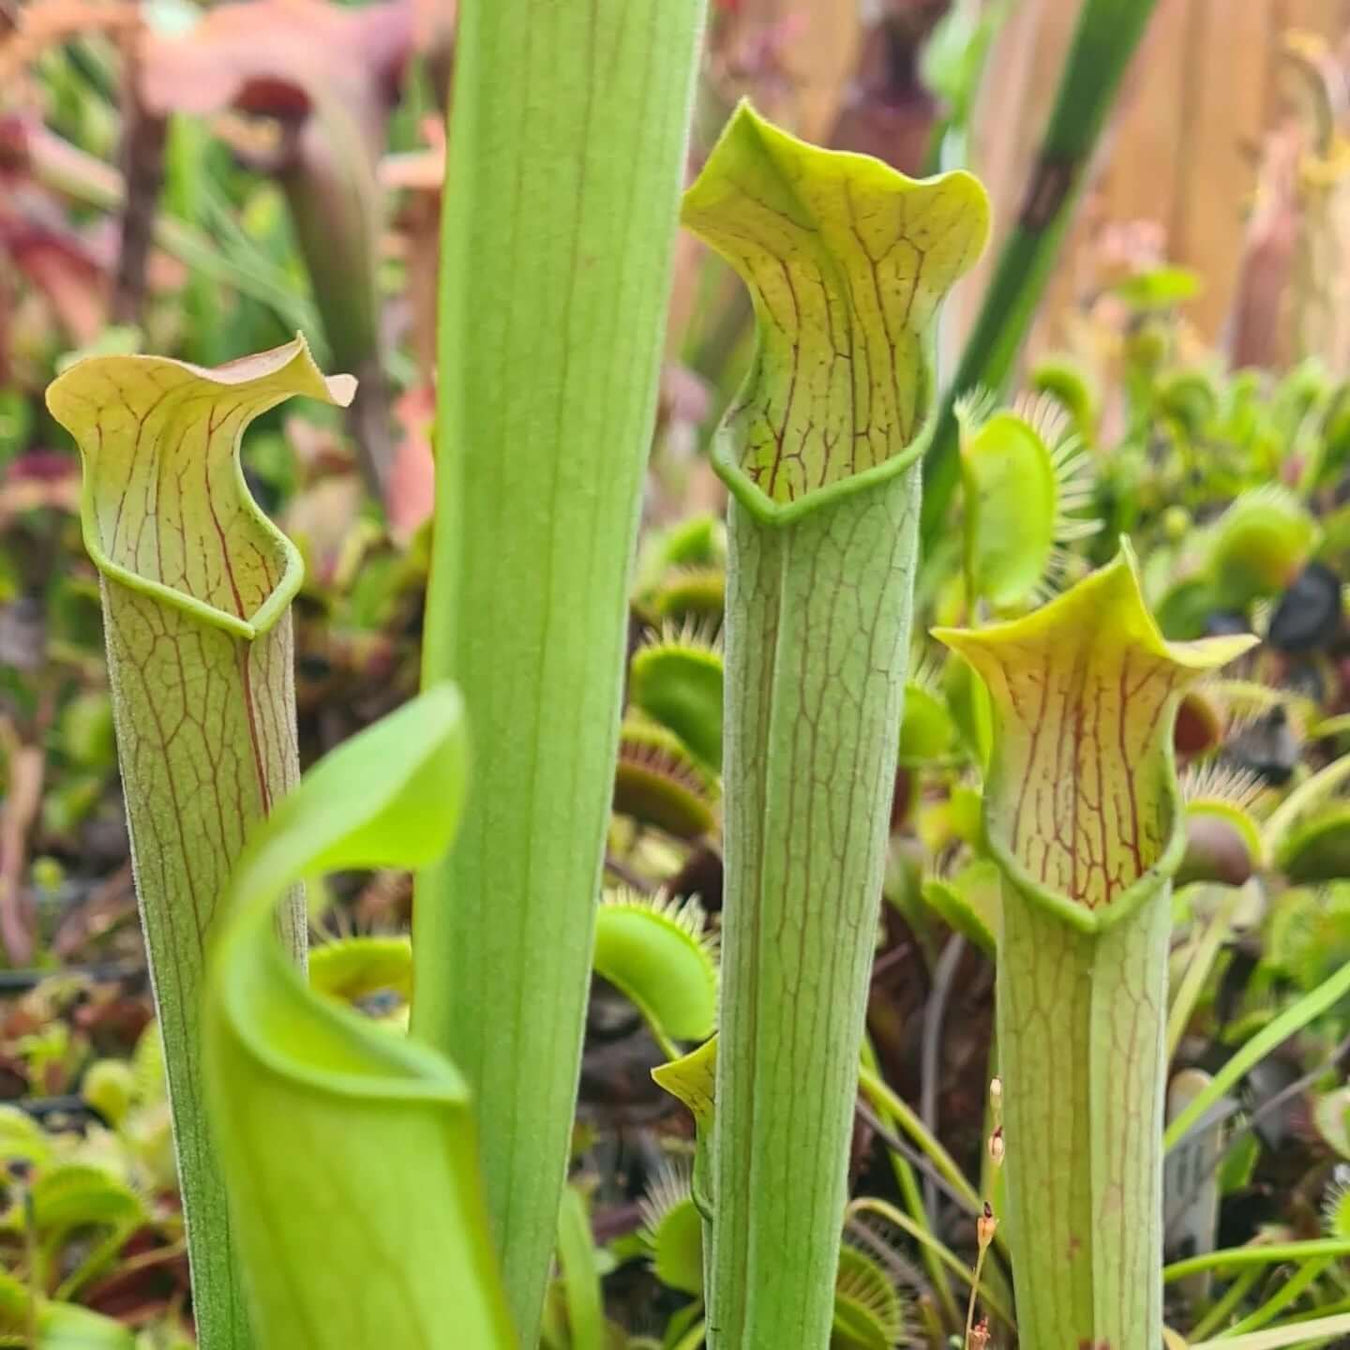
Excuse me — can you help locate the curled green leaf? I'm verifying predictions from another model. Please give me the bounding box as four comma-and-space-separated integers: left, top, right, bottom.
203, 685, 516, 1350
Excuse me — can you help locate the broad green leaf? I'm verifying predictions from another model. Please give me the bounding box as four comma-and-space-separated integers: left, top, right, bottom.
45, 337, 354, 1345
554, 1187, 604, 1350
417, 1, 706, 1337
683, 101, 988, 1350
683, 101, 988, 512
203, 684, 516, 1350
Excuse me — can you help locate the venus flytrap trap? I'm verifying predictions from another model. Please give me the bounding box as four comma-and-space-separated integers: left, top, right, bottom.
44, 337, 353, 1349
955, 390, 1100, 614
935, 545, 1257, 1350
681, 102, 989, 1347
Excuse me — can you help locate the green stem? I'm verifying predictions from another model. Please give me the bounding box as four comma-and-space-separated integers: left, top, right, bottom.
715, 466, 922, 1346
920, 0, 1164, 548
1221, 1261, 1331, 1339
1167, 885, 1242, 1060
1165, 1241, 1350, 1283
998, 876, 1170, 1347
677, 106, 988, 1350
414, 2, 704, 1342
1190, 1268, 1263, 1341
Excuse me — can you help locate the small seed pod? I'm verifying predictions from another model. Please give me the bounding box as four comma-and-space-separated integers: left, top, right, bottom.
988, 1126, 1004, 1168
977, 1202, 997, 1251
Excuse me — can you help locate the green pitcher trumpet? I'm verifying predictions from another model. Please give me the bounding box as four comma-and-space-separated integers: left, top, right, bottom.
683, 102, 989, 1348
936, 544, 1255, 1349
46, 337, 353, 1349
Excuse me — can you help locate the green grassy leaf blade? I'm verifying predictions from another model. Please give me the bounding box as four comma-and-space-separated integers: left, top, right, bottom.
1165, 959, 1350, 1153
203, 685, 517, 1350
416, 1, 706, 1340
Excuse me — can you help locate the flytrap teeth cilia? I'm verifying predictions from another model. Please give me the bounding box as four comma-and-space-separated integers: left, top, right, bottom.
1177, 761, 1267, 888
1323, 1164, 1350, 1239
1181, 760, 1268, 815
832, 1239, 914, 1350
1009, 390, 1100, 542
613, 720, 720, 841
629, 621, 725, 769
652, 563, 726, 622
594, 888, 721, 1051
637, 1159, 703, 1297
953, 385, 999, 434
648, 616, 724, 654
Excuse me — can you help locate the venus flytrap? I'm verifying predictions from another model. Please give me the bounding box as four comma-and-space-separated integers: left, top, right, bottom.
682, 103, 989, 1347
45, 338, 353, 1350
936, 545, 1256, 1350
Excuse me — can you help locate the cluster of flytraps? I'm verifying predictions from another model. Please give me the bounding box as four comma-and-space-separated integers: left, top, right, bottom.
29, 8, 1350, 1350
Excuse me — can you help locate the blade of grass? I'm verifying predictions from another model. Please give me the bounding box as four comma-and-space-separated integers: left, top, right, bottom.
1189, 1314, 1350, 1350
1219, 1260, 1331, 1339
1165, 962, 1350, 1151
1165, 1242, 1350, 1283
1189, 1268, 1263, 1342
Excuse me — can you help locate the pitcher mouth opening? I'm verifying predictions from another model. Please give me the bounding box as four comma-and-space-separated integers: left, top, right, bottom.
47, 336, 355, 640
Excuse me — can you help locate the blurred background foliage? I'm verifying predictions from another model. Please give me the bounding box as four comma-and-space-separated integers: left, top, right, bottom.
7, 0, 1350, 1345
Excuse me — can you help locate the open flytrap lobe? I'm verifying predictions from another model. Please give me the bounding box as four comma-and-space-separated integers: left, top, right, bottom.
45, 337, 353, 1349
679, 101, 989, 1349
936, 544, 1256, 1350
